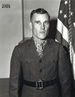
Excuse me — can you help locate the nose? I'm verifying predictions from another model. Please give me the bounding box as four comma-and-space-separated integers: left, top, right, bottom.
41, 23, 45, 30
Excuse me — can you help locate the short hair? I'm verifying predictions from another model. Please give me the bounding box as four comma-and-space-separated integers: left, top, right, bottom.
30, 8, 50, 21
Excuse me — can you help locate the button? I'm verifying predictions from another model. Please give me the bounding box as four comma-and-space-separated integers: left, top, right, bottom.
40, 69, 42, 72
39, 59, 42, 63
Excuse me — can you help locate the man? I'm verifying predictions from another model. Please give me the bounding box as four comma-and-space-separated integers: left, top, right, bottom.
9, 8, 73, 97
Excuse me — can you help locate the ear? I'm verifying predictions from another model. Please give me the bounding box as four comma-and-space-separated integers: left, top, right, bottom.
29, 22, 32, 30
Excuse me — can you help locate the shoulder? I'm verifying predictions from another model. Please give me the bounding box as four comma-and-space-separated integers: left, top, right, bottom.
49, 39, 67, 53
17, 37, 32, 47
49, 39, 63, 48
13, 37, 32, 52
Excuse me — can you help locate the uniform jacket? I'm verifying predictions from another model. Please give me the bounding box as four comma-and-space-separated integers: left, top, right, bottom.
9, 38, 73, 97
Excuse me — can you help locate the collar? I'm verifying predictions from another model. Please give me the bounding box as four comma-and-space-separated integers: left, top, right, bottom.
33, 38, 47, 48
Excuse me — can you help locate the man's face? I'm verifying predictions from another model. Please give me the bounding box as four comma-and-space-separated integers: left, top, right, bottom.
30, 13, 50, 40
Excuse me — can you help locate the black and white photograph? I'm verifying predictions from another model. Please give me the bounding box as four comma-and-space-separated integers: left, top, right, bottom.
0, 0, 75, 97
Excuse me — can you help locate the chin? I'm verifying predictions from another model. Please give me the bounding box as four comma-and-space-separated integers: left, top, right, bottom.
39, 32, 48, 39
39, 36, 46, 40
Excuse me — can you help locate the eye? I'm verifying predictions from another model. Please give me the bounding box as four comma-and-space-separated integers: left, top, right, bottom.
35, 21, 40, 24
44, 21, 49, 25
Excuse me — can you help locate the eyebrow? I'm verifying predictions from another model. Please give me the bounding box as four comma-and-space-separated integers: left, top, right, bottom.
34, 20, 49, 22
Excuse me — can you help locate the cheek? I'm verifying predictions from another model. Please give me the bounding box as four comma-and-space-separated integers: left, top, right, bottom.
34, 25, 41, 31
45, 24, 49, 30
45, 27, 49, 31
32, 26, 39, 34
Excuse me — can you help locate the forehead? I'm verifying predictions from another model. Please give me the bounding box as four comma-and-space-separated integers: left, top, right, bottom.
32, 13, 49, 21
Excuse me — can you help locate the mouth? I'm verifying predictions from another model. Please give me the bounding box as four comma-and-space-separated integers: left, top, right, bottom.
40, 31, 45, 33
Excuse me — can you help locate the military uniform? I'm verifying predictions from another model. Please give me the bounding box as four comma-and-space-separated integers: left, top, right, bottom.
9, 38, 73, 97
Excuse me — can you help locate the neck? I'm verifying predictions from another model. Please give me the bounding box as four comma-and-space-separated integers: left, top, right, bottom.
33, 36, 47, 44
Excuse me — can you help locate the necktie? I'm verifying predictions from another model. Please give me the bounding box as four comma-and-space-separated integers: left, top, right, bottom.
33, 38, 47, 57
36, 43, 43, 57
